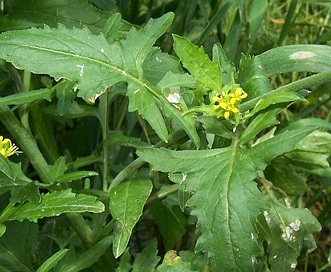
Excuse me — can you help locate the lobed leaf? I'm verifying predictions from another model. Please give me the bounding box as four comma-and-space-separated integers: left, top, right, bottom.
0, 13, 201, 145
132, 239, 160, 272
0, 189, 105, 223
137, 127, 314, 271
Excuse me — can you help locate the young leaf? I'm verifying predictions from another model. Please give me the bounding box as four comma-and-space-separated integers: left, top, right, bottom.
137, 127, 313, 271
212, 43, 235, 86
173, 35, 223, 94
36, 249, 69, 272
247, 88, 306, 117
0, 189, 105, 223
239, 107, 281, 145
239, 55, 269, 98
132, 239, 160, 272
109, 179, 153, 258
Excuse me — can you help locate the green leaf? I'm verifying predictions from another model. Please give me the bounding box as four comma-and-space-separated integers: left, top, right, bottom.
247, 88, 306, 117
265, 199, 321, 271
132, 239, 160, 272
259, 45, 331, 75
173, 35, 223, 93
137, 127, 313, 271
0, 88, 53, 106
0, 189, 105, 223
156, 250, 197, 272
281, 117, 331, 132
36, 249, 69, 272
115, 248, 132, 272
0, 156, 40, 203
56, 171, 98, 184
0, 221, 37, 272
109, 179, 153, 258
248, 0, 268, 44
239, 108, 280, 145
0, 0, 127, 34
266, 156, 307, 195
149, 201, 186, 251
57, 235, 113, 272
108, 132, 151, 148
283, 131, 331, 170
212, 43, 235, 86
239, 55, 270, 98
0, 13, 176, 142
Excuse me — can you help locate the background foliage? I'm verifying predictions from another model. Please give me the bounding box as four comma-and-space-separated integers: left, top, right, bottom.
0, 0, 331, 271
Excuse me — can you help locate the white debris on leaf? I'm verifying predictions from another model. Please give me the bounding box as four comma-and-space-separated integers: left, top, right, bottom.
100, 48, 105, 53
285, 198, 291, 208
289, 51, 315, 60
73, 84, 79, 92
156, 56, 162, 63
291, 262, 297, 269
166, 93, 180, 103
77, 64, 85, 77
263, 210, 271, 224
282, 220, 301, 242
289, 219, 301, 231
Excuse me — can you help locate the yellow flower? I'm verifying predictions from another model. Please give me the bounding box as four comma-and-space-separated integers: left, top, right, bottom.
212, 87, 247, 119
0, 136, 20, 158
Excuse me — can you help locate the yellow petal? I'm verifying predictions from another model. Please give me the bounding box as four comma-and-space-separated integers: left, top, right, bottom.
224, 111, 230, 119
231, 107, 239, 113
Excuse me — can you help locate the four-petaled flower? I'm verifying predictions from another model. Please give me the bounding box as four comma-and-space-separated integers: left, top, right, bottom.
212, 87, 247, 119
0, 136, 20, 158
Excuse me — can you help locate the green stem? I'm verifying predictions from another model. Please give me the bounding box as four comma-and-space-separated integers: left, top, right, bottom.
20, 71, 32, 132
66, 212, 94, 249
107, 158, 145, 192
146, 184, 180, 204
0, 105, 51, 183
98, 91, 110, 192
239, 70, 331, 112
107, 129, 189, 192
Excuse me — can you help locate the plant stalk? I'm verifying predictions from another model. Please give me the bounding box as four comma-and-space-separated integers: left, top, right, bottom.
99, 91, 110, 192
0, 105, 52, 183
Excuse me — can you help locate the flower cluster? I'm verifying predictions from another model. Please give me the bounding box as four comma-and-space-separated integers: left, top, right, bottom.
0, 136, 20, 158
212, 87, 247, 119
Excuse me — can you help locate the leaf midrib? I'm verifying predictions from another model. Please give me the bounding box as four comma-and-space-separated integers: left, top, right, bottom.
224, 139, 239, 266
